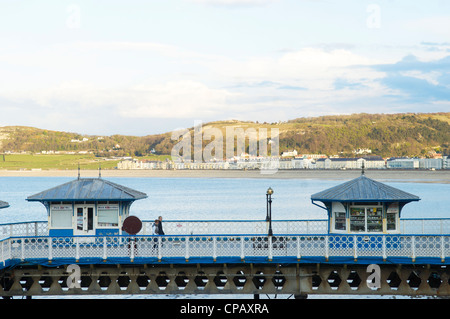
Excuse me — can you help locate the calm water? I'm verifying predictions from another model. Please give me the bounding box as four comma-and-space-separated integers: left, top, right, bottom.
0, 176, 448, 224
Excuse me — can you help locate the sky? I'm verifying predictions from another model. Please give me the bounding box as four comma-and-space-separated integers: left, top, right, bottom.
0, 0, 449, 136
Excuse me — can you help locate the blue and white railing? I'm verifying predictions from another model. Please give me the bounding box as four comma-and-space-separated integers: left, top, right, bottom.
1, 233, 450, 268
2, 218, 450, 239
1, 219, 450, 269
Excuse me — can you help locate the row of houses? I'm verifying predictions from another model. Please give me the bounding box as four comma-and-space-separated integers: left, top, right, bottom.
117, 155, 450, 170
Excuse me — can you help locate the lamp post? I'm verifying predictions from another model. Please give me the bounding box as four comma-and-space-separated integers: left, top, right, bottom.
266, 187, 273, 236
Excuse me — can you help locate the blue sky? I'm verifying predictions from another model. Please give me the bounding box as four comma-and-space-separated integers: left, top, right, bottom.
0, 0, 449, 135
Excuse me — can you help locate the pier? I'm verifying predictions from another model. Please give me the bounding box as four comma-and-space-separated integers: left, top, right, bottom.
1, 219, 450, 297
1, 170, 449, 298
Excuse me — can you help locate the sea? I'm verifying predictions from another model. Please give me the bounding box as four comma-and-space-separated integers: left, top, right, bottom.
0, 175, 449, 223
0, 175, 449, 300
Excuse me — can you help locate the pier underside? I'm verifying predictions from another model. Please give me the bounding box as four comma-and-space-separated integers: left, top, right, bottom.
1, 263, 450, 298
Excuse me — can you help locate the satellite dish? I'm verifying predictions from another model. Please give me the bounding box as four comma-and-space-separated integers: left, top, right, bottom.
122, 216, 142, 235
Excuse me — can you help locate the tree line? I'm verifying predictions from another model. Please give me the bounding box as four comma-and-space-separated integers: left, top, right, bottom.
0, 113, 448, 158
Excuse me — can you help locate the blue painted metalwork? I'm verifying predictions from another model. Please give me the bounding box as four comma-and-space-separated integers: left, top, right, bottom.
1, 232, 450, 270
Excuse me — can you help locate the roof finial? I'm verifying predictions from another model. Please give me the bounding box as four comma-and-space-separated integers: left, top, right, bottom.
99, 163, 102, 178
78, 163, 80, 180
361, 161, 365, 176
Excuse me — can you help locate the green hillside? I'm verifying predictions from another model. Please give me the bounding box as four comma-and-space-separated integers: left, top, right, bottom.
0, 112, 449, 160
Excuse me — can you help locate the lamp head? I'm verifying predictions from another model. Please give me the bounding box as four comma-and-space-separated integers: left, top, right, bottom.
266, 187, 274, 195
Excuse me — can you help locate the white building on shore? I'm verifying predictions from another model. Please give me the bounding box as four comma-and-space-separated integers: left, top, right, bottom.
387, 158, 419, 169
117, 155, 448, 171
315, 157, 385, 170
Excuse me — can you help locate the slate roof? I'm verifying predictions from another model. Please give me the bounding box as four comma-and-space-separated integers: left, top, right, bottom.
311, 174, 420, 203
0, 200, 9, 209
27, 178, 148, 202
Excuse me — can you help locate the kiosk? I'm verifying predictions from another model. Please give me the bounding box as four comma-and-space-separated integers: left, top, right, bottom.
27, 177, 147, 236
311, 169, 420, 234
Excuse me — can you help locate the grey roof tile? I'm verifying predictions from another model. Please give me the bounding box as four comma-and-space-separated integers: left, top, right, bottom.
0, 200, 9, 209
27, 178, 147, 202
311, 175, 420, 202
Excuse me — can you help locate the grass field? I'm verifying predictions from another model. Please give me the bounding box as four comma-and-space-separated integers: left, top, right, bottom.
0, 154, 119, 170
0, 154, 172, 171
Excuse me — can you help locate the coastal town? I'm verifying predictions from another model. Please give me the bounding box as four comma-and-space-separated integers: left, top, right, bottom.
117, 150, 450, 171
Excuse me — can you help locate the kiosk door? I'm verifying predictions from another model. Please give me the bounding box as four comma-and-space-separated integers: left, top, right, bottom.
74, 205, 95, 236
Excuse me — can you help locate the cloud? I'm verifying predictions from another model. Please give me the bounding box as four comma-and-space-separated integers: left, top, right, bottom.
381, 75, 450, 102
1, 37, 448, 136
333, 78, 367, 90
214, 48, 382, 90
403, 16, 450, 38
374, 54, 450, 73
371, 54, 450, 103
0, 45, 390, 133
118, 80, 237, 118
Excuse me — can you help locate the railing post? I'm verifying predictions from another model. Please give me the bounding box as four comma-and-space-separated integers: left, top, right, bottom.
75, 237, 80, 261
240, 236, 245, 261
48, 237, 52, 262
268, 236, 273, 261
213, 237, 217, 262
325, 236, 329, 262
103, 237, 107, 261
297, 236, 301, 261
8, 239, 11, 261
185, 236, 190, 261
130, 237, 135, 261
158, 237, 162, 261
441, 236, 445, 263
382, 236, 387, 261
21, 239, 25, 261
353, 235, 357, 261
411, 236, 416, 262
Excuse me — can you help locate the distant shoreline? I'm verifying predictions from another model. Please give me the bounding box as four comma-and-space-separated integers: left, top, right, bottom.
0, 169, 449, 183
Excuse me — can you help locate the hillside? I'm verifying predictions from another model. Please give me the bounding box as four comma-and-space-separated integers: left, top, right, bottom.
0, 112, 449, 158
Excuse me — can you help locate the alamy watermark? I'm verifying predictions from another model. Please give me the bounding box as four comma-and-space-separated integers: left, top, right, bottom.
367, 264, 381, 289
366, 4, 381, 29
66, 264, 81, 289
171, 121, 280, 174
66, 4, 81, 29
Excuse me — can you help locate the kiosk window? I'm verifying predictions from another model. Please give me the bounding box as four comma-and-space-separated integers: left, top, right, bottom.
98, 205, 119, 227
50, 205, 72, 228
334, 212, 346, 231
350, 206, 383, 233
386, 212, 397, 231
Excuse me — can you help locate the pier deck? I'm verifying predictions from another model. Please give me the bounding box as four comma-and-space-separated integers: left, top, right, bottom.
2, 219, 450, 298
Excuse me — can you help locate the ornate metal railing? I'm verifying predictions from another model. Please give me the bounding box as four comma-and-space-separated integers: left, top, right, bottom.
1, 234, 450, 268
2, 218, 450, 239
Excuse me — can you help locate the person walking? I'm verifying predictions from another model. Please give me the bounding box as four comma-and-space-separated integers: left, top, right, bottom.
158, 216, 165, 235
152, 219, 160, 235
